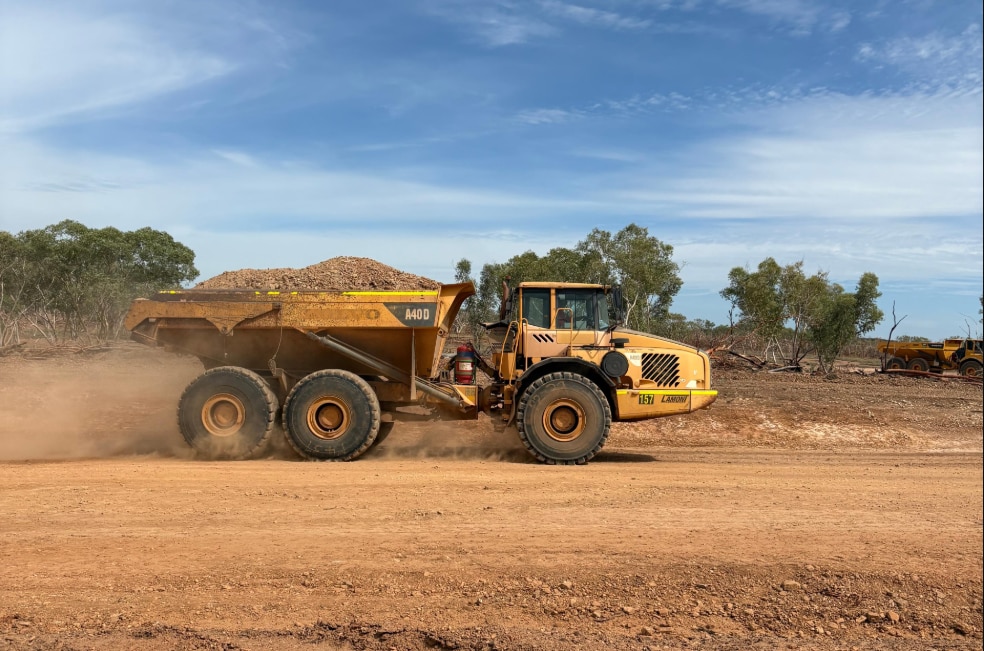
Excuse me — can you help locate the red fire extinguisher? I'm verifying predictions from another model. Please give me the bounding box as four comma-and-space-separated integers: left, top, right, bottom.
455, 344, 476, 385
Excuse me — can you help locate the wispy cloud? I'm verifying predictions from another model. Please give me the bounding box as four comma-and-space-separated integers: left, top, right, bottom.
571, 148, 646, 163
717, 0, 822, 34
515, 90, 692, 125
429, 0, 852, 45
612, 89, 983, 220
515, 108, 582, 125
0, 136, 601, 282
631, 0, 853, 35
0, 6, 231, 133
0, 138, 594, 231
425, 1, 558, 47
0, 1, 295, 134
857, 24, 983, 80
211, 150, 257, 167
538, 0, 652, 30
514, 84, 809, 126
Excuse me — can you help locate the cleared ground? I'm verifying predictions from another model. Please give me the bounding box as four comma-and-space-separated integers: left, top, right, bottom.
1, 345, 981, 650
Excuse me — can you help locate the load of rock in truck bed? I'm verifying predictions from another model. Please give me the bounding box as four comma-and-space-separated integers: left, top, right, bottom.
194, 256, 440, 291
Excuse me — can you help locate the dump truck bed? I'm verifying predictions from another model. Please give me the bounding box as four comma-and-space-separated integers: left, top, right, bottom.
877, 339, 964, 361
124, 284, 474, 380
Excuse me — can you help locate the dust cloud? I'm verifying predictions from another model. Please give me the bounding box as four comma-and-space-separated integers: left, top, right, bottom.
374, 418, 531, 462
0, 346, 201, 461
0, 345, 529, 463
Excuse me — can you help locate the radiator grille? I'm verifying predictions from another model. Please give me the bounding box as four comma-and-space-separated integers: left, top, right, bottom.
641, 353, 681, 387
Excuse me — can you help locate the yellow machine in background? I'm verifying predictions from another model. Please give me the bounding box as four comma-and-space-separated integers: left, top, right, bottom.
878, 338, 983, 377
125, 280, 716, 464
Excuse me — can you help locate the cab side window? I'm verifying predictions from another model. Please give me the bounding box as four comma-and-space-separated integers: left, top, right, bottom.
522, 289, 551, 329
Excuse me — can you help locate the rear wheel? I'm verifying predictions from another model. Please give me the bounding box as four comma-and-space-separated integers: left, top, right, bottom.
884, 357, 906, 371
907, 357, 930, 372
516, 372, 611, 465
283, 370, 380, 460
177, 367, 279, 460
959, 359, 982, 378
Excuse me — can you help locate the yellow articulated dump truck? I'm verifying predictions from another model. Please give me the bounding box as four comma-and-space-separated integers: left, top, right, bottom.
125, 281, 716, 464
878, 338, 983, 377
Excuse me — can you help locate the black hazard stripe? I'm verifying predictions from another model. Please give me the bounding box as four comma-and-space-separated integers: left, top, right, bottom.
384, 303, 438, 326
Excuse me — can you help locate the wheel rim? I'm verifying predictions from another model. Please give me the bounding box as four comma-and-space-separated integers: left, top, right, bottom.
306, 397, 350, 440
541, 399, 586, 442
964, 364, 982, 378
201, 393, 246, 437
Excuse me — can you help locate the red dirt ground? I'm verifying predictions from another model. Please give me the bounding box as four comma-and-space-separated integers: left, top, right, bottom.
1, 345, 981, 650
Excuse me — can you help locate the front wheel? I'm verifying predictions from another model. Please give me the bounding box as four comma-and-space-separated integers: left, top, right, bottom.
516, 372, 612, 465
177, 367, 279, 460
283, 369, 380, 460
959, 359, 982, 378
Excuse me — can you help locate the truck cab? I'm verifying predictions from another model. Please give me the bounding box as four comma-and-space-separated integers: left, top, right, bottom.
486, 282, 716, 426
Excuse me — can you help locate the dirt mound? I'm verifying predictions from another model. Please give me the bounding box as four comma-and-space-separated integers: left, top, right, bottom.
194, 256, 440, 291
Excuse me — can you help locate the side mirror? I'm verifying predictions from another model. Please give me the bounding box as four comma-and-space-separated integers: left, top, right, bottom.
610, 286, 625, 326
498, 279, 514, 322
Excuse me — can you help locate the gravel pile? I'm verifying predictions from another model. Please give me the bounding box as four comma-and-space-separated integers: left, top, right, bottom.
194, 257, 440, 291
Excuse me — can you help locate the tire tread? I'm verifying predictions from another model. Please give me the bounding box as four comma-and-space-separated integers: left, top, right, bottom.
177, 366, 279, 460
515, 371, 611, 465
282, 369, 381, 461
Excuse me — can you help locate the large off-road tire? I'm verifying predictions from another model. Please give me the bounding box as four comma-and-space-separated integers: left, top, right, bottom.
516, 372, 611, 465
907, 357, 930, 372
282, 370, 380, 460
959, 359, 982, 378
884, 356, 906, 371
177, 367, 279, 460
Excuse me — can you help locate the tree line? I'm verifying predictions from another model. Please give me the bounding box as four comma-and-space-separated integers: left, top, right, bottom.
0, 220, 197, 345
7, 219, 973, 372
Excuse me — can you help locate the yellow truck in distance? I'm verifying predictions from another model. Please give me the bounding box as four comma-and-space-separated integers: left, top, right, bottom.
125, 281, 717, 464
878, 338, 983, 377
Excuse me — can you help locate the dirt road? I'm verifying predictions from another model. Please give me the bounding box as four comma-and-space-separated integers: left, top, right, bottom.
1, 346, 981, 650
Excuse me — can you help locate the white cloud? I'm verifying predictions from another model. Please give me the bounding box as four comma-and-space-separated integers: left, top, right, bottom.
669, 217, 982, 339
515, 108, 582, 125
715, 0, 821, 35
0, 5, 235, 133
0, 137, 597, 236
0, 0, 301, 134
672, 222, 981, 288
571, 148, 646, 162
614, 90, 983, 220
827, 10, 850, 32
473, 13, 558, 46
426, 1, 557, 47
0, 136, 591, 284
211, 150, 258, 167
856, 24, 984, 80
538, 0, 652, 30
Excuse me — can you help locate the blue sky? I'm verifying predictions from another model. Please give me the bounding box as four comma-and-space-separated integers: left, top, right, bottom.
0, 0, 981, 339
